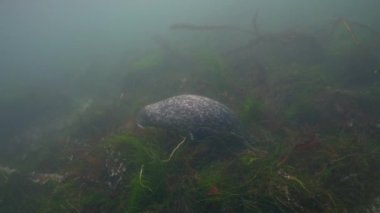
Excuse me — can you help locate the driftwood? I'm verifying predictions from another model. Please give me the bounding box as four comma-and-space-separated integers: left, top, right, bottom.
170, 10, 380, 51
170, 23, 254, 35
169, 10, 322, 53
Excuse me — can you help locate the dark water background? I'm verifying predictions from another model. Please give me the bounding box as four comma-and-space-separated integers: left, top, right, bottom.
1, 0, 380, 212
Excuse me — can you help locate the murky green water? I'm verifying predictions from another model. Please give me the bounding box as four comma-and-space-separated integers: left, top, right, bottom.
1, 1, 379, 212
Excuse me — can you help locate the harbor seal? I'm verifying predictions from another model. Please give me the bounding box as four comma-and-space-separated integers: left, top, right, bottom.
136, 94, 246, 140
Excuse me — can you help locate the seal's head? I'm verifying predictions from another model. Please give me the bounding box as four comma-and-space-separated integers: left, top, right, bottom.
136, 100, 179, 130
136, 106, 158, 129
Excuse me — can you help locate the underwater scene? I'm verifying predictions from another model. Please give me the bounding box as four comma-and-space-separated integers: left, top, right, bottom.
1, 0, 380, 212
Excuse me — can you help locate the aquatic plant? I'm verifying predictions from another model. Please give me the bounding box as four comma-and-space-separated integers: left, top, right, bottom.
130, 49, 165, 71
240, 95, 264, 125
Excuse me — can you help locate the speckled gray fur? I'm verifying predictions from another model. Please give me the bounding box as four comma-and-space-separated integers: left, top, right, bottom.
136, 94, 243, 138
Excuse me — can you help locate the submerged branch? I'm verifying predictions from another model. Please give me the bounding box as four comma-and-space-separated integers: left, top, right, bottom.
328, 17, 380, 45
251, 10, 260, 36
170, 23, 254, 35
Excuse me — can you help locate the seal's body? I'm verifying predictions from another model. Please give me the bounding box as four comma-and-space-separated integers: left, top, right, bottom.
136, 94, 243, 139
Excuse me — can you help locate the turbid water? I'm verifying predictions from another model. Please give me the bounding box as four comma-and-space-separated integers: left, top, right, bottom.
1, 0, 380, 212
